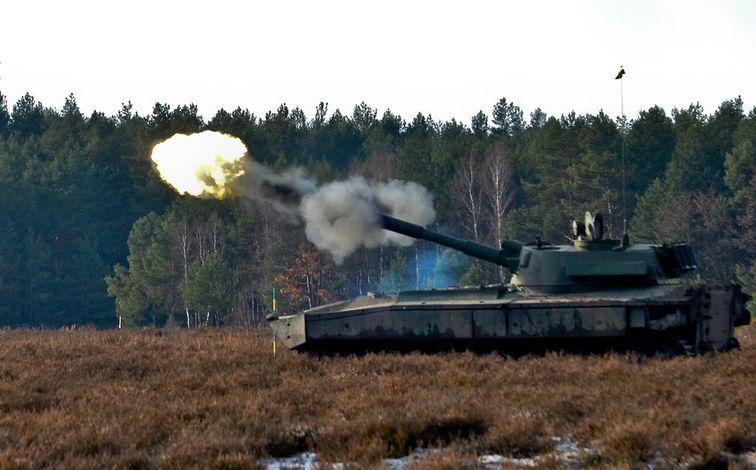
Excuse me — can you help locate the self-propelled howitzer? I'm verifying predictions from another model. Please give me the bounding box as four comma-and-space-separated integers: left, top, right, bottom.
269, 212, 750, 354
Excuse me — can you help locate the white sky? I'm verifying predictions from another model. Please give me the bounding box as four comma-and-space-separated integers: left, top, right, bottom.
1, 0, 754, 123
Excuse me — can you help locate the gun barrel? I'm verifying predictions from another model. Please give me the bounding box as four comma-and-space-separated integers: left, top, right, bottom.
379, 214, 522, 271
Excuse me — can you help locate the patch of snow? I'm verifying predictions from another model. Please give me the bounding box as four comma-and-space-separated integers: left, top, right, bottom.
383, 448, 443, 469
259, 436, 598, 469
740, 451, 756, 466
552, 436, 580, 454
479, 454, 537, 467
261, 452, 318, 470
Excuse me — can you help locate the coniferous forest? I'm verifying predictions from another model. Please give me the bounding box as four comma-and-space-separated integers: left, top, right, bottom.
0, 92, 753, 328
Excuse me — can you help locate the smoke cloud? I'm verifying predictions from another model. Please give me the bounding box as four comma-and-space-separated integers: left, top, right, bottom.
231, 161, 435, 263
300, 178, 435, 263
149, 131, 436, 263
233, 161, 317, 218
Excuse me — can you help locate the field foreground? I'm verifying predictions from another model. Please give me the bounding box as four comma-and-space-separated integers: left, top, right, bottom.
0, 326, 754, 469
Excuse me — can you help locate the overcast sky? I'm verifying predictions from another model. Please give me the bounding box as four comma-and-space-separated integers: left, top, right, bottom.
1, 0, 754, 123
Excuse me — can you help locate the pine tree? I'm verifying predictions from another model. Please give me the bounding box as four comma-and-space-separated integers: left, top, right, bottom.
491, 97, 524, 137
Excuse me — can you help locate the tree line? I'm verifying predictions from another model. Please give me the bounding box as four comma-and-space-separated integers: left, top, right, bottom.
0, 91, 753, 327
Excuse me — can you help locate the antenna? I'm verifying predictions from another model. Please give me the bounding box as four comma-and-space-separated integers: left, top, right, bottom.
617, 66, 628, 242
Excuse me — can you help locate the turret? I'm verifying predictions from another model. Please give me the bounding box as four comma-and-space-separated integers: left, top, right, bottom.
380, 212, 698, 293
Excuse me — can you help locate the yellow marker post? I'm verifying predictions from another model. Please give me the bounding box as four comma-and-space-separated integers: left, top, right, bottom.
272, 288, 277, 358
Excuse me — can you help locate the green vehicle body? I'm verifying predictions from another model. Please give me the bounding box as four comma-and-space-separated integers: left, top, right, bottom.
269, 213, 750, 354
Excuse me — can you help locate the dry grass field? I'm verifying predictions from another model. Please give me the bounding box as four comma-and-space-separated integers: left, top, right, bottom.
0, 325, 754, 469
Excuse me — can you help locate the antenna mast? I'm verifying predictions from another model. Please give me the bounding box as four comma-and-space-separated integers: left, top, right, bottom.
617, 66, 628, 241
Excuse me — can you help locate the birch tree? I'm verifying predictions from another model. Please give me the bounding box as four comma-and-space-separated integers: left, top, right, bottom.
453, 151, 485, 276
482, 141, 516, 281
453, 151, 485, 244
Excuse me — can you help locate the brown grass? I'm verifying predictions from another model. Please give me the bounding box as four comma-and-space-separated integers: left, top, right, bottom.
0, 325, 754, 469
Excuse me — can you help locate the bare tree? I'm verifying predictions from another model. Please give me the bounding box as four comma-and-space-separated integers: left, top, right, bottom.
482, 142, 516, 246
192, 212, 224, 265
353, 151, 394, 182
167, 212, 230, 327
481, 142, 516, 282
653, 190, 737, 282
176, 220, 191, 328
453, 151, 485, 275
453, 151, 485, 243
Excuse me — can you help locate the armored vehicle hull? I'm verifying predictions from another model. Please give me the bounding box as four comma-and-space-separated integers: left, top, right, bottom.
270, 283, 748, 354
269, 212, 750, 355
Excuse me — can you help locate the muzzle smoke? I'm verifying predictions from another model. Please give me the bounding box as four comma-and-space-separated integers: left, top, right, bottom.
151, 131, 435, 263
300, 177, 435, 263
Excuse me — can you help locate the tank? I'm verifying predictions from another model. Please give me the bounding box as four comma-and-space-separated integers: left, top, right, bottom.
268, 212, 751, 355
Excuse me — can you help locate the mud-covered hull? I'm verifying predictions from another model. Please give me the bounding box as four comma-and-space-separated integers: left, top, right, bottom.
269, 283, 749, 354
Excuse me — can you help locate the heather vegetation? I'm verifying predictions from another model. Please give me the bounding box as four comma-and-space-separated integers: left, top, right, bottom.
0, 92, 753, 327
0, 326, 753, 468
